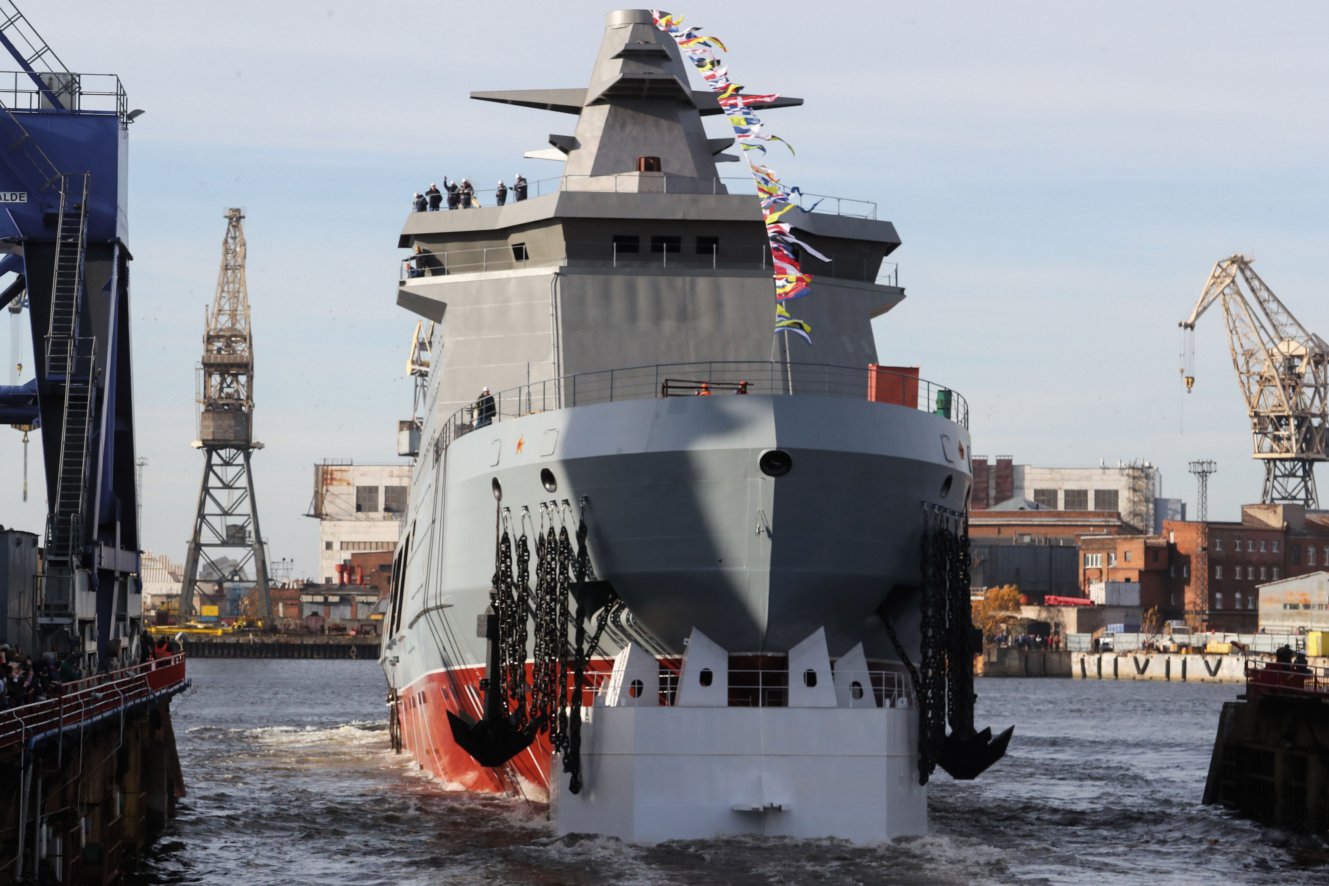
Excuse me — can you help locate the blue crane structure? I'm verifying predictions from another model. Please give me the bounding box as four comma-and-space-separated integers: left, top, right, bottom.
0, 3, 143, 666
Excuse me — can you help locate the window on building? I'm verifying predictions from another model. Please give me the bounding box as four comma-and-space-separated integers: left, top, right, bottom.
1170, 564, 1175, 577
1292, 545, 1301, 565
1215, 565, 1223, 580
1170, 592, 1176, 606
1323, 546, 1328, 565
696, 235, 719, 256
1236, 592, 1243, 609
1260, 540, 1267, 553
1085, 553, 1102, 568
1124, 549, 1132, 562
324, 541, 333, 550
1215, 592, 1223, 609
355, 485, 379, 513
1311, 547, 1318, 567
1250, 594, 1256, 609
1151, 549, 1160, 563
1236, 539, 1244, 552
1215, 537, 1223, 552
1033, 488, 1058, 509
1064, 489, 1088, 510
1093, 489, 1119, 512
1108, 552, 1117, 567
383, 485, 408, 514
651, 235, 682, 254
1260, 567, 1267, 580
1247, 566, 1255, 580
1273, 540, 1280, 553
1183, 564, 1189, 578
1273, 567, 1280, 580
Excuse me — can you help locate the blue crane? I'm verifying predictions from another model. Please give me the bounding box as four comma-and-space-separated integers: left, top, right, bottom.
0, 1, 144, 667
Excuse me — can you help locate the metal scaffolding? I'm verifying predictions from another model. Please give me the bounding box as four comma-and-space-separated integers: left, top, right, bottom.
179, 209, 270, 622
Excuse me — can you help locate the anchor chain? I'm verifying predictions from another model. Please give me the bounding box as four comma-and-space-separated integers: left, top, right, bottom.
481, 501, 618, 791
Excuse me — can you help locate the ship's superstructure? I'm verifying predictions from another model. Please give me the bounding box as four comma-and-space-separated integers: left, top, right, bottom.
381, 9, 1006, 843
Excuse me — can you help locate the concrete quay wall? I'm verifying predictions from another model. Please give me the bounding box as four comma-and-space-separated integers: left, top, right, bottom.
977, 647, 1072, 677
1071, 651, 1247, 682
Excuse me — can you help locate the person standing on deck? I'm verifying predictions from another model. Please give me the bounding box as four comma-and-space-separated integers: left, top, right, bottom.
412, 192, 427, 212
474, 387, 496, 427
513, 173, 528, 201
445, 178, 460, 210
460, 179, 474, 208
426, 183, 442, 211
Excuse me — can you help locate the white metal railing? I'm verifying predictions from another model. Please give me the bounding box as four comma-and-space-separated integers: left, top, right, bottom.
429, 360, 967, 463
409, 174, 878, 220
402, 243, 900, 285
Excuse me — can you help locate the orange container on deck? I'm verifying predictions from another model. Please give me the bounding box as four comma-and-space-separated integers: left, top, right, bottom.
867, 364, 919, 407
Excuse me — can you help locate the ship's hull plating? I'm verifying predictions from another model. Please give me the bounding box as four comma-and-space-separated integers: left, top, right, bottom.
383, 391, 969, 837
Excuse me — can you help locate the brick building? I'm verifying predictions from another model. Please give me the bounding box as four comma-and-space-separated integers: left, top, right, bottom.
971, 508, 1138, 544
1078, 535, 1170, 610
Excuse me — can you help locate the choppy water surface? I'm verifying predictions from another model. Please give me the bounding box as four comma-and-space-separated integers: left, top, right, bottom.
130, 662, 1328, 885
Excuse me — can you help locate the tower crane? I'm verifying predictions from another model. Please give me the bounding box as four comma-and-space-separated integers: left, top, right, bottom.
1179, 254, 1329, 507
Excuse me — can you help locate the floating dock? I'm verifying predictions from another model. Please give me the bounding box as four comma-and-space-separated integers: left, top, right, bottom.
0, 656, 190, 882
1204, 659, 1329, 834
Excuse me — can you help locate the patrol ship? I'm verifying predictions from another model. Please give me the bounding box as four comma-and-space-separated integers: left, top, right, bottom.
381, 9, 1008, 843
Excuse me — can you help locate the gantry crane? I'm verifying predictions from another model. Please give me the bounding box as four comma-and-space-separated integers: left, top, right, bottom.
0, 1, 144, 665
1180, 254, 1329, 507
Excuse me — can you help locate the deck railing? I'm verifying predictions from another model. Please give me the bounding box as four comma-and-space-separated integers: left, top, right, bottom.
401, 242, 900, 287
430, 360, 967, 461
0, 654, 189, 752
410, 175, 877, 219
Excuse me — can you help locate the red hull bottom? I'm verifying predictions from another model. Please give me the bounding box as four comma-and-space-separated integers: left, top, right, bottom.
395, 661, 619, 801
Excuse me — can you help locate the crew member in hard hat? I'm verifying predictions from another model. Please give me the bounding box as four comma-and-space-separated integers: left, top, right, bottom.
475, 387, 496, 427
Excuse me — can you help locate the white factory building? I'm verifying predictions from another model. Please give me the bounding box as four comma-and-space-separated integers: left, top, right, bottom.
310, 461, 411, 584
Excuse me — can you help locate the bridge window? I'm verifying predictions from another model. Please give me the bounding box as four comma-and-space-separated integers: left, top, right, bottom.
651, 235, 681, 254
612, 235, 639, 254
696, 235, 719, 255
511, 243, 529, 262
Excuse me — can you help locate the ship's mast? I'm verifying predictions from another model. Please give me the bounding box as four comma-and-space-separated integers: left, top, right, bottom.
179, 209, 271, 624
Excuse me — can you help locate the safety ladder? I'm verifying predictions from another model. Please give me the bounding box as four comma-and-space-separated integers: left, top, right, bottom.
41, 174, 94, 618
45, 173, 88, 369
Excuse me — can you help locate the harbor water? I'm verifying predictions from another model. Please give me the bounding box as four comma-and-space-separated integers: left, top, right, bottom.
130, 661, 1328, 885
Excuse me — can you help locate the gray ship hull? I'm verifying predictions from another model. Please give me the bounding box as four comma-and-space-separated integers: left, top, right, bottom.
387, 392, 969, 678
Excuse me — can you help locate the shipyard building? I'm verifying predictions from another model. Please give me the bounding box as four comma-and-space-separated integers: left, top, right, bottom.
309, 461, 410, 584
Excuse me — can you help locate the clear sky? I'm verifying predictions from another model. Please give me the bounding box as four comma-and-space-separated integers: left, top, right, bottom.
3, 1, 1328, 578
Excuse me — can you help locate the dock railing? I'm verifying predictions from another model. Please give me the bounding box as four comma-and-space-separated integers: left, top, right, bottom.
430, 360, 967, 460
1244, 657, 1329, 700
0, 654, 189, 752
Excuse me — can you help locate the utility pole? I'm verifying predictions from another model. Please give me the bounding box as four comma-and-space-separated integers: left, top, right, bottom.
1189, 460, 1217, 522
179, 209, 271, 624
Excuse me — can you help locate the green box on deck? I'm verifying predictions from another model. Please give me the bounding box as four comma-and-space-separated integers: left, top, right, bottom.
934, 388, 953, 418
